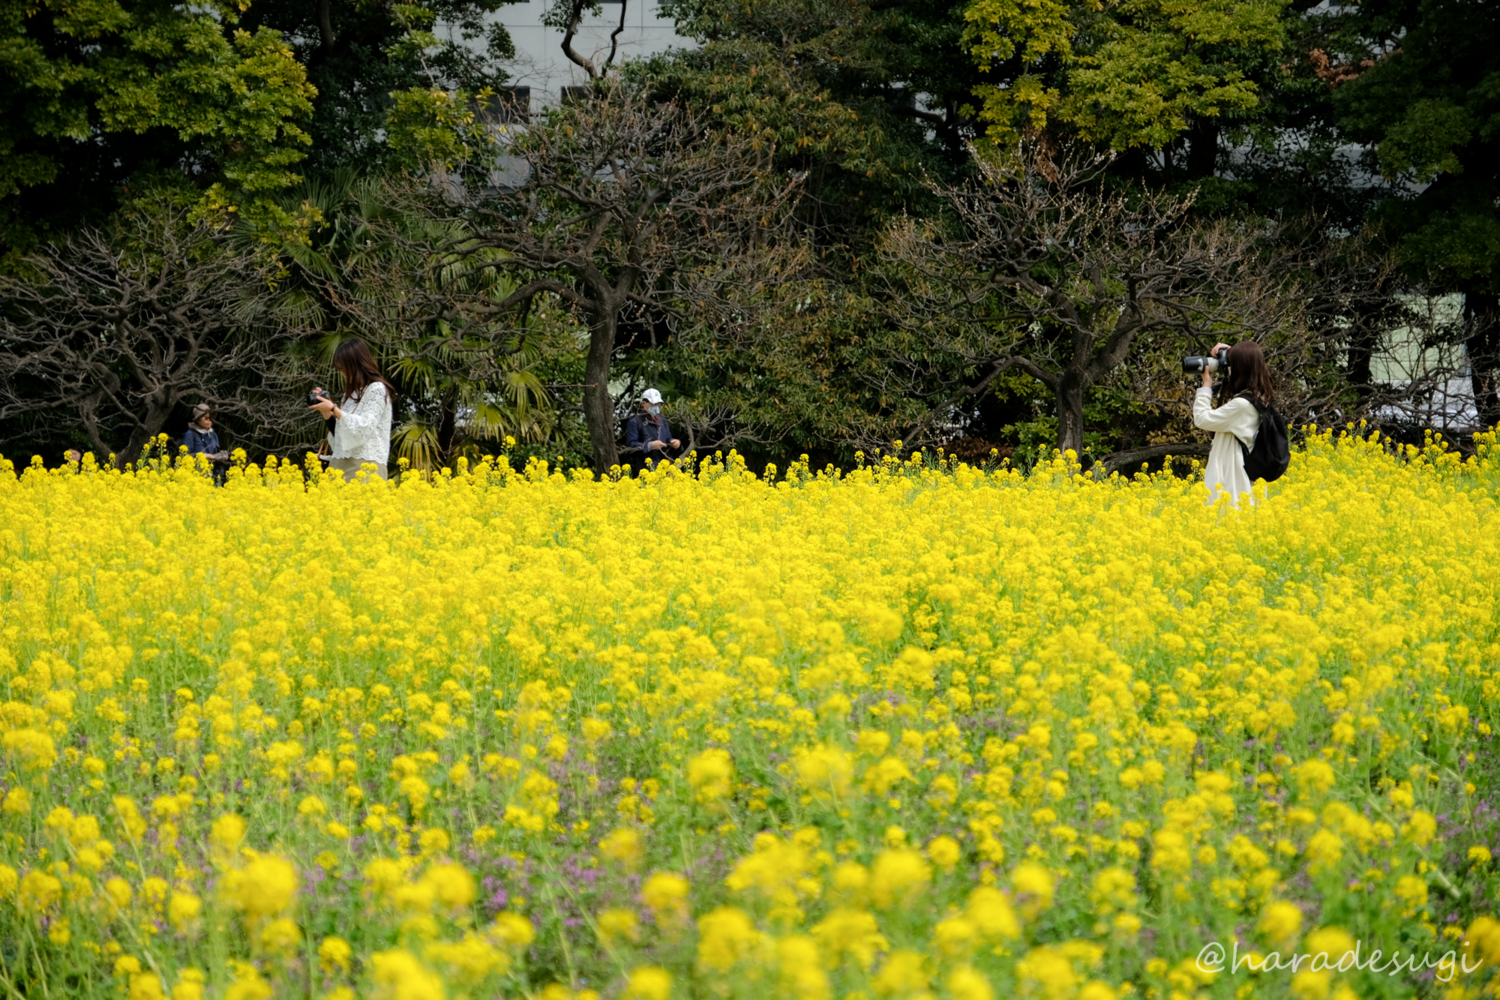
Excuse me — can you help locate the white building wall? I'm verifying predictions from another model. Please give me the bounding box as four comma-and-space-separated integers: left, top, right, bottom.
500, 0, 689, 108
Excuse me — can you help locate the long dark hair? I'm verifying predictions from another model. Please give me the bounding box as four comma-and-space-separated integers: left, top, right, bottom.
332, 339, 396, 405
1221, 340, 1274, 407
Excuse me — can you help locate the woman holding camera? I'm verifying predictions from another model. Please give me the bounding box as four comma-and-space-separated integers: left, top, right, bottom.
309, 339, 394, 481
1194, 340, 1274, 504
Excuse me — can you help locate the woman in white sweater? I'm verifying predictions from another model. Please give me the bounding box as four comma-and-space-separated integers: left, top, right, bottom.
308, 339, 395, 481
1193, 340, 1274, 505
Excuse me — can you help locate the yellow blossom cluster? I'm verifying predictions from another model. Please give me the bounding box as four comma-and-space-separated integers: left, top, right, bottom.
0, 430, 1498, 1000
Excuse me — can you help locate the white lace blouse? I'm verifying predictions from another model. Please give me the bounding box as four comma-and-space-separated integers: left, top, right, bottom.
329, 382, 393, 464
1193, 387, 1260, 505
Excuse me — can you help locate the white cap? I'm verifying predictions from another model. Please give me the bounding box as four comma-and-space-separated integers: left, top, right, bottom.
642, 388, 663, 404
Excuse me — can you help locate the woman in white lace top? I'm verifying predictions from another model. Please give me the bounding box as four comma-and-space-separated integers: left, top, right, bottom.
308, 339, 394, 481
1193, 340, 1273, 506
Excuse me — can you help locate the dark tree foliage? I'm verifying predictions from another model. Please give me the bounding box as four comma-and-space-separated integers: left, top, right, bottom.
1312, 0, 1500, 423
642, 0, 979, 249
240, 0, 521, 176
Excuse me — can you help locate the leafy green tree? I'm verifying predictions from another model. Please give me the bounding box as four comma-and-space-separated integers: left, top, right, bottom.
1318, 0, 1500, 422
240, 0, 520, 175
0, 0, 317, 252
963, 0, 1288, 174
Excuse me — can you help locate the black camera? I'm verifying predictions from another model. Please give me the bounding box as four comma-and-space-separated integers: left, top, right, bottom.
1182, 347, 1230, 375
307, 388, 331, 407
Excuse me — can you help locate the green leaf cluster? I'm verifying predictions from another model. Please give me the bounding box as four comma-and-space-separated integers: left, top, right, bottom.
964, 0, 1288, 150
0, 0, 317, 250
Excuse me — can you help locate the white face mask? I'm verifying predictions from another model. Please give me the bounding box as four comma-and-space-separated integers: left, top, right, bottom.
647, 404, 661, 415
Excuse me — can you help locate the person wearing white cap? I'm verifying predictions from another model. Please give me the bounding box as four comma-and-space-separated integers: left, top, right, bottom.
624, 388, 680, 470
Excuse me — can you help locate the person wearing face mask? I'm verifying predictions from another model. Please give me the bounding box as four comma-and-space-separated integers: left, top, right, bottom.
624, 388, 680, 470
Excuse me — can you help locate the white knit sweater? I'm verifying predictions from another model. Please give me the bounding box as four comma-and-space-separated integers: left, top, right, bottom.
1193, 387, 1260, 505
330, 383, 392, 464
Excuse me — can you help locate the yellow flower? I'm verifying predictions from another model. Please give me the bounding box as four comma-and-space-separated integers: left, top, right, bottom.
1016, 945, 1078, 1000
224, 961, 273, 1000
927, 835, 961, 871
624, 966, 672, 1000
1295, 759, 1336, 795
599, 828, 644, 870
370, 949, 445, 1000
869, 849, 929, 909
873, 949, 928, 997
168, 892, 202, 931
1303, 927, 1356, 967
776, 935, 829, 1000
1257, 900, 1303, 945
319, 936, 353, 973
260, 917, 302, 953
225, 854, 297, 918
1011, 863, 1054, 917
1467, 916, 1500, 965
1393, 874, 1428, 913
104, 877, 133, 910
426, 932, 509, 983
490, 912, 536, 948
686, 749, 734, 804
794, 745, 853, 799
19, 870, 62, 912
934, 915, 978, 956
597, 907, 640, 945
642, 872, 691, 929
811, 907, 888, 970
696, 906, 767, 972
2, 730, 57, 771
128, 972, 166, 1000
947, 965, 994, 1000
965, 886, 1021, 941
211, 814, 246, 855
171, 969, 205, 1000
420, 862, 475, 911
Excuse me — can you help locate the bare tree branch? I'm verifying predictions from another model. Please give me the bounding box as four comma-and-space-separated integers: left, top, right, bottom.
408, 85, 808, 470
0, 203, 291, 466
877, 141, 1298, 455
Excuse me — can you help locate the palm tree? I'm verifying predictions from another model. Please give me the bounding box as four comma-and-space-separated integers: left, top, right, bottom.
270, 170, 561, 470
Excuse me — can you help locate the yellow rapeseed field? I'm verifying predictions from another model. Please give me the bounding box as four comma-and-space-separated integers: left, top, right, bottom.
1, 432, 1499, 1000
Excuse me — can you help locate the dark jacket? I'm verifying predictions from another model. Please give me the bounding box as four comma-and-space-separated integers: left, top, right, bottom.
624, 413, 673, 468
183, 425, 221, 458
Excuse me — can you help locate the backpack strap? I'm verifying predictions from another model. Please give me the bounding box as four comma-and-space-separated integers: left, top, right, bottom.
1234, 390, 1265, 413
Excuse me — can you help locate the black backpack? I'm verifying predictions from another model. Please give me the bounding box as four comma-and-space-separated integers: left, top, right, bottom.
1238, 394, 1290, 483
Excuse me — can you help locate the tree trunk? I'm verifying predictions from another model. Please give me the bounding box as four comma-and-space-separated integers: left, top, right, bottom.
1467, 291, 1500, 429
1184, 116, 1219, 180
316, 0, 335, 51
1346, 311, 1378, 407
583, 313, 619, 471
1056, 377, 1086, 457
122, 407, 169, 468
438, 391, 459, 466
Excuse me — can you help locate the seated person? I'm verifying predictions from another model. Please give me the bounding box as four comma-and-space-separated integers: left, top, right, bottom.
183, 403, 229, 466
624, 389, 680, 469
